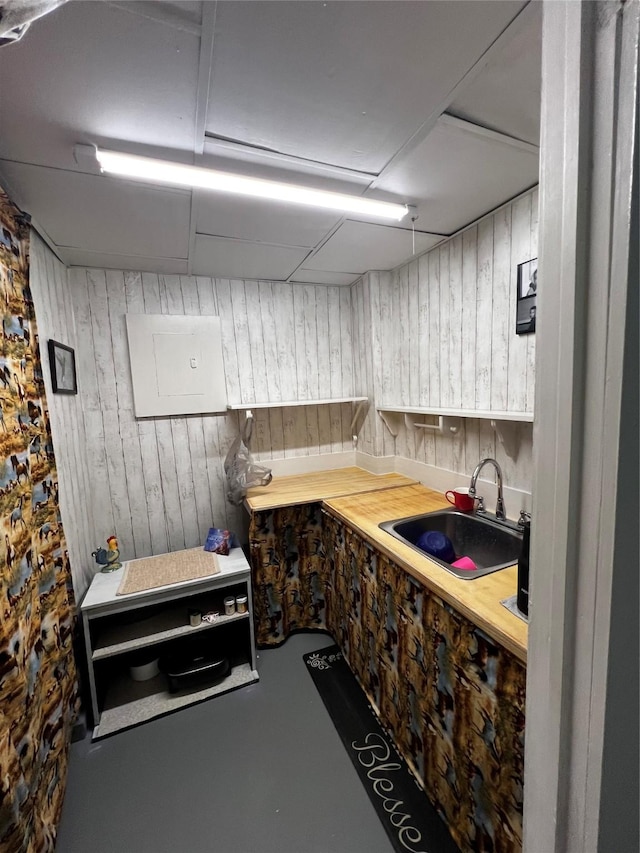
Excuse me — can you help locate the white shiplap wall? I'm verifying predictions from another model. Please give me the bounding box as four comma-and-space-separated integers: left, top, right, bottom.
66, 271, 357, 580
30, 234, 98, 597
350, 270, 395, 459
352, 188, 538, 493
33, 190, 538, 597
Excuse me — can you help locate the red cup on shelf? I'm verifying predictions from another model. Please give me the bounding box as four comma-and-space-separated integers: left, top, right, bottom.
445, 487, 475, 512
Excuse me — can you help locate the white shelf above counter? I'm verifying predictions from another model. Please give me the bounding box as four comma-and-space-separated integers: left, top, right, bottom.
377, 405, 533, 423
376, 406, 533, 459
228, 397, 370, 445
227, 396, 368, 410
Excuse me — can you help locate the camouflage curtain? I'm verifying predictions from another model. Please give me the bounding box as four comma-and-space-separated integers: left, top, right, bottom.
0, 187, 78, 852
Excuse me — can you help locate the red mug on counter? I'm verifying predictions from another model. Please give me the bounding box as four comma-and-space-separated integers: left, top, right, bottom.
445, 487, 475, 512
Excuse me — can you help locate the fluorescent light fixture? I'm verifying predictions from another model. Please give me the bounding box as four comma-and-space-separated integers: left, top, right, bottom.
94, 148, 408, 221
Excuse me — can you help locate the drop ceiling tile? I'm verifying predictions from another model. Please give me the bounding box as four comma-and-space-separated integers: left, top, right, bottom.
193, 235, 309, 281
202, 138, 373, 187
0, 162, 191, 258
61, 250, 188, 275
206, 1, 526, 173
375, 118, 539, 234
132, 1, 203, 29
448, 1, 542, 145
303, 221, 444, 274
291, 270, 361, 287
0, 1, 200, 171
195, 192, 340, 248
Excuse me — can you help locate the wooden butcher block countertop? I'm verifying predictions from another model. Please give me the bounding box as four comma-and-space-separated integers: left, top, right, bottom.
324, 483, 527, 663
244, 466, 417, 511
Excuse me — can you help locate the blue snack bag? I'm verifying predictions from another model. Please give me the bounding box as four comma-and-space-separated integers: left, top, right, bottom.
204, 527, 233, 555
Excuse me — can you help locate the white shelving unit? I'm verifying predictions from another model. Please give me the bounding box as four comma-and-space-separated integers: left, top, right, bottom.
92, 608, 251, 661
377, 406, 534, 459
228, 397, 369, 444
80, 548, 259, 739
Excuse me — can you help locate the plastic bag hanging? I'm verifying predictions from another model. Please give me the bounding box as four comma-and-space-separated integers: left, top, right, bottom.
224, 414, 273, 505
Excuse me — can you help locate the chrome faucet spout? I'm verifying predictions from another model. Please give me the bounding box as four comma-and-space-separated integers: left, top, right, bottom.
469, 457, 506, 520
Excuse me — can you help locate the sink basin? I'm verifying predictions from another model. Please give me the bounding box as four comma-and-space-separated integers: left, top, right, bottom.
378, 510, 523, 580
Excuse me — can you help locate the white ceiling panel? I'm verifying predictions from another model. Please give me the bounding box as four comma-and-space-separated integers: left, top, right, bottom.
303, 221, 444, 274
193, 235, 309, 281
375, 118, 539, 234
202, 138, 373, 187
0, 162, 191, 258
448, 2, 542, 145
195, 193, 341, 248
291, 270, 361, 287
0, 0, 540, 281
0, 1, 200, 171
206, 1, 526, 173
112, 1, 203, 30
61, 250, 188, 276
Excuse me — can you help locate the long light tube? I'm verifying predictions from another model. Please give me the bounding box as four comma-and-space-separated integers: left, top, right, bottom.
95, 149, 408, 221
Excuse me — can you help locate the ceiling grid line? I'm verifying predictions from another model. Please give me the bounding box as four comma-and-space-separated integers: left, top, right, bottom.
366, 0, 540, 195
187, 0, 218, 276
0, 0, 541, 284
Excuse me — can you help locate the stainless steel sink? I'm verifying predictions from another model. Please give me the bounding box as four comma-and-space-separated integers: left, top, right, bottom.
378, 509, 523, 580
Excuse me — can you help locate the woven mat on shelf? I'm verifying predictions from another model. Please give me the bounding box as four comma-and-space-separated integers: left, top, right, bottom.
117, 547, 220, 596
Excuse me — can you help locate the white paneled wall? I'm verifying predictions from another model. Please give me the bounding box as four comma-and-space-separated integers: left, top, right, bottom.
30, 234, 97, 597
66, 271, 357, 576
350, 271, 394, 458
352, 188, 538, 493
32, 189, 538, 597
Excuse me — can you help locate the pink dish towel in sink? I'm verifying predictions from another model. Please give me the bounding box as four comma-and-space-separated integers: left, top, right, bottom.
451, 556, 477, 571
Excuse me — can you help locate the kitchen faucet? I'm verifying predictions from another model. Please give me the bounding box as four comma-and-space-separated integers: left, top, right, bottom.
468, 458, 506, 520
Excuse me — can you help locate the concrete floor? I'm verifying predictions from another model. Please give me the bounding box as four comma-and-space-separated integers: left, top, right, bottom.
56, 632, 395, 853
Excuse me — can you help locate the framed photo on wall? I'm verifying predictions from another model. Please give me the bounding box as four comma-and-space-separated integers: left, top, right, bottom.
48, 339, 77, 394
516, 258, 537, 335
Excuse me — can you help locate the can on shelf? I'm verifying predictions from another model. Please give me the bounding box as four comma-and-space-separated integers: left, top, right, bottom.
224, 596, 236, 616
235, 594, 248, 614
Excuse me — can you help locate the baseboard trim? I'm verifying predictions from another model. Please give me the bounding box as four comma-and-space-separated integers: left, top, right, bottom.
354, 452, 395, 475
263, 451, 531, 518
267, 451, 356, 477
392, 456, 532, 518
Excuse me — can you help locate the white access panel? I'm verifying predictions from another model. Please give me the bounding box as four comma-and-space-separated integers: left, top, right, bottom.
125, 314, 227, 417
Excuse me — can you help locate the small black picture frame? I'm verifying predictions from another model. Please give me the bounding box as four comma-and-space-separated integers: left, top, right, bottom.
48, 339, 77, 394
516, 258, 537, 335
